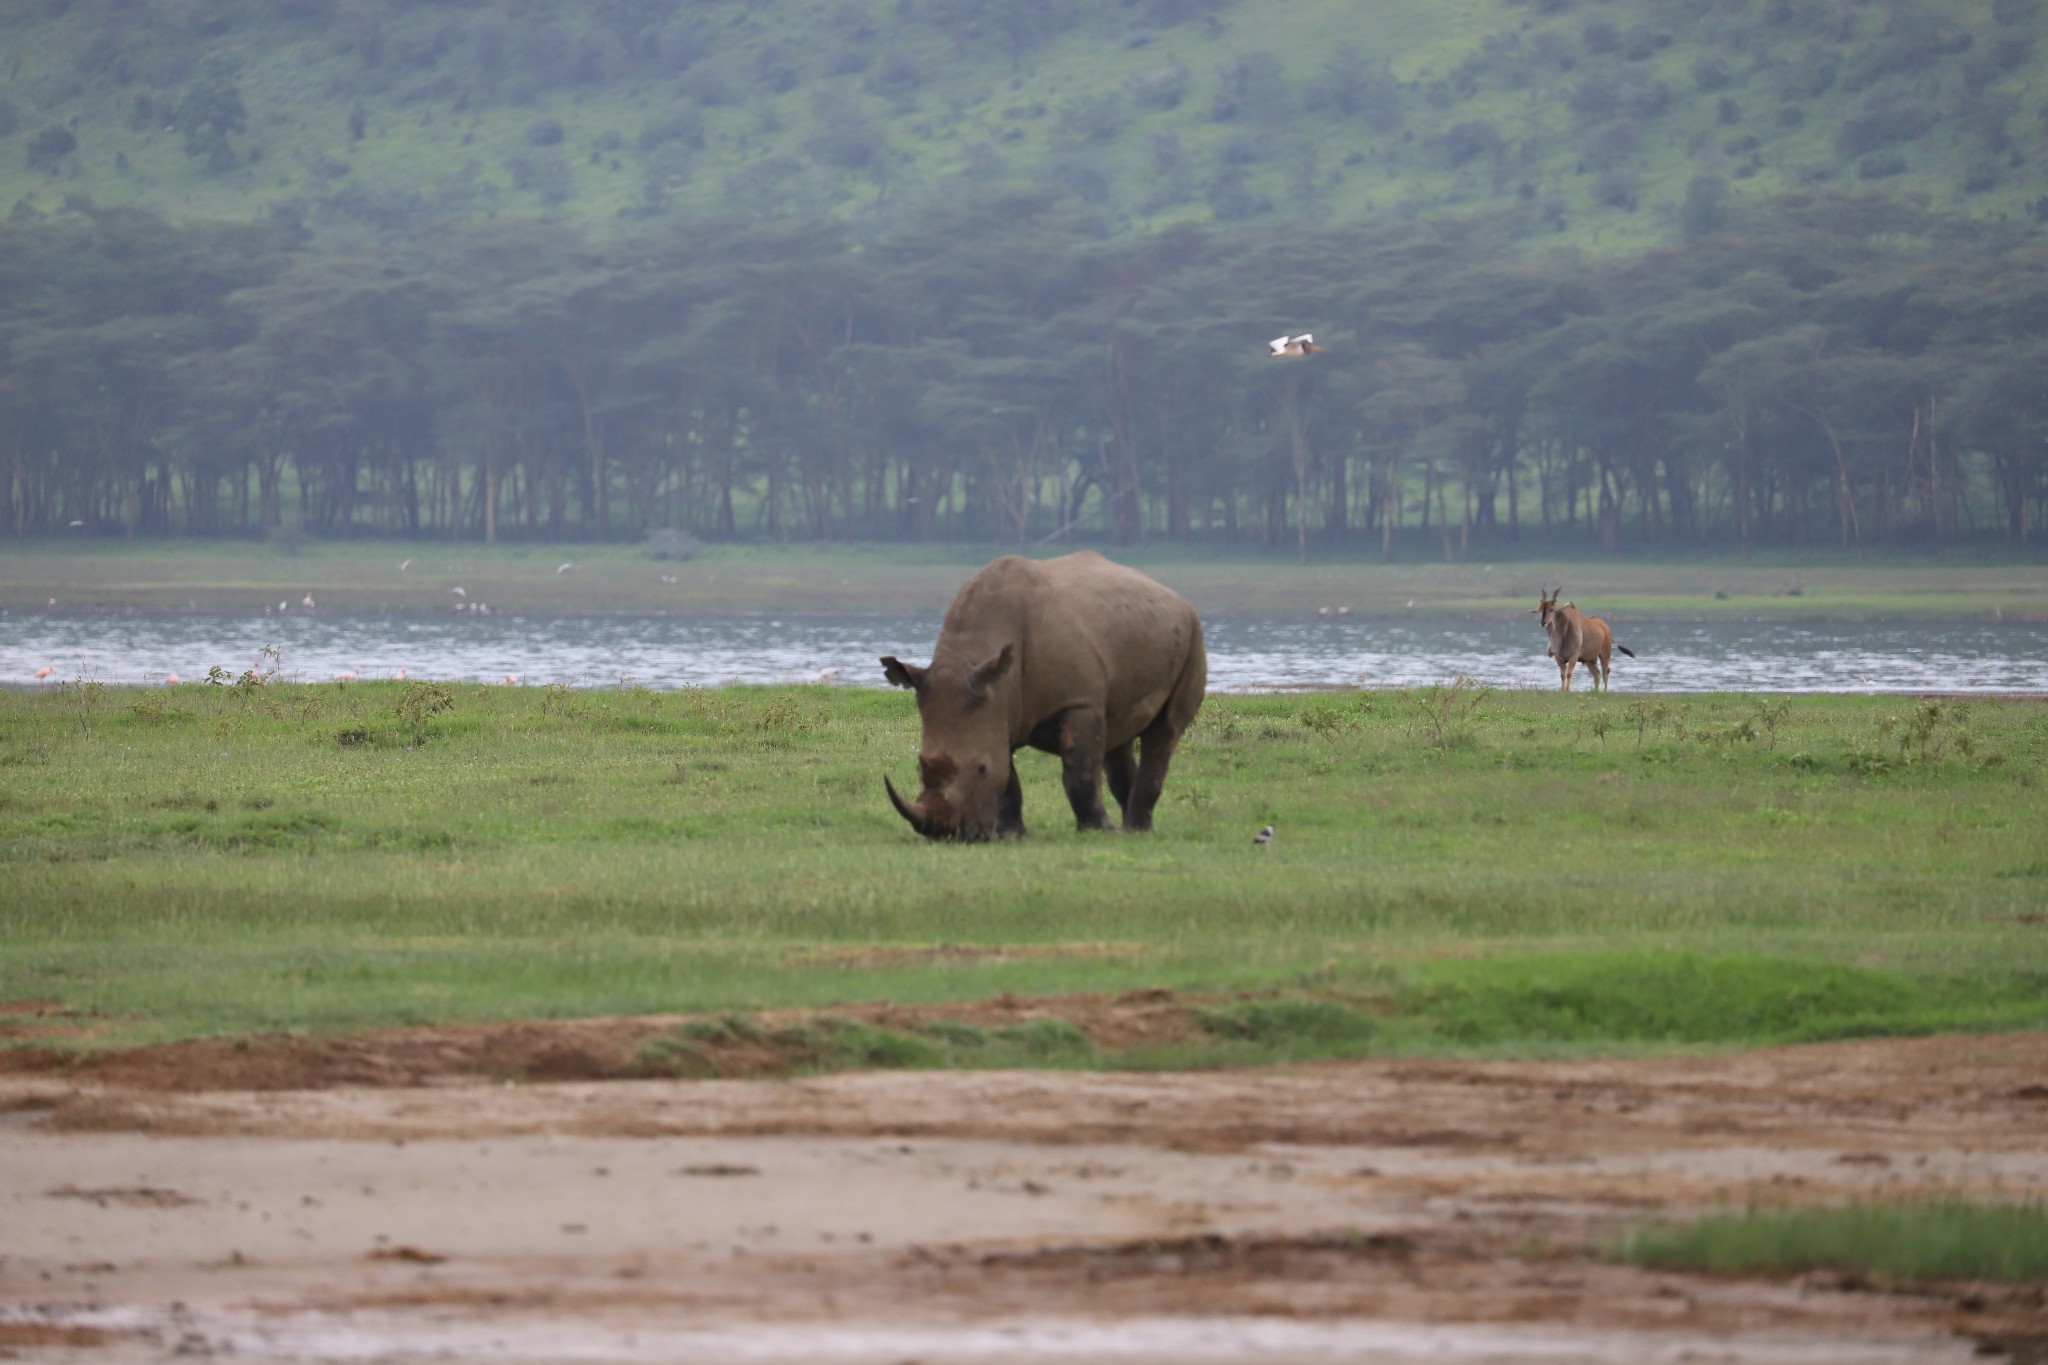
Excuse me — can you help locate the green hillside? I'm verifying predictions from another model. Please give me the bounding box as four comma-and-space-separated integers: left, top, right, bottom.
5, 0, 2044, 251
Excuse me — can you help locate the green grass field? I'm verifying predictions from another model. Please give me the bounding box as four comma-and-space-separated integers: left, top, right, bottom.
5, 541, 2044, 618
3, 674, 2043, 1058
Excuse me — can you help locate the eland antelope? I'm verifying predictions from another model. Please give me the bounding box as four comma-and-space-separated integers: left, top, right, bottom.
1532, 588, 1634, 692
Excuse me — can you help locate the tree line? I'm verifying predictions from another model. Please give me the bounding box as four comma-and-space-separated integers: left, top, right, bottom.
2, 187, 2044, 553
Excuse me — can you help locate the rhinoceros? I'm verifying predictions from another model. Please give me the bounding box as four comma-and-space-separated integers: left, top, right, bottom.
880, 552, 1206, 841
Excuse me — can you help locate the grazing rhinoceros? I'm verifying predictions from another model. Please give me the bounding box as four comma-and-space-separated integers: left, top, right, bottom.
880, 552, 1206, 841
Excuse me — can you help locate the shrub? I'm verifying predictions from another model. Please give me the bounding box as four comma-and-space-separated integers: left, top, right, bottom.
1569, 75, 1621, 121
1836, 92, 1936, 157
1582, 122, 1639, 170
637, 110, 703, 152
643, 528, 700, 561
1442, 120, 1503, 167
1594, 168, 1639, 210
26, 125, 77, 174
1057, 91, 1128, 143
1623, 1201, 2048, 1283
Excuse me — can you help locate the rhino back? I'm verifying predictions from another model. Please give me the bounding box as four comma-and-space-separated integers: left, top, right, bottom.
936, 553, 1203, 742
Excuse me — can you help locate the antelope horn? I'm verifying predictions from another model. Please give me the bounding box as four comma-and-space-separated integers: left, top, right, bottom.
883, 775, 933, 837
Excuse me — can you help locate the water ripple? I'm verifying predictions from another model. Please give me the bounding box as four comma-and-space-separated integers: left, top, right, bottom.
3, 610, 2044, 694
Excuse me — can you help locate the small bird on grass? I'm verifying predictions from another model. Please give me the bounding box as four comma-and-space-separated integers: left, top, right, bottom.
1254, 824, 1275, 845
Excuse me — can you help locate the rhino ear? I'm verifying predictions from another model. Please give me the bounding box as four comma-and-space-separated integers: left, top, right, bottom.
970, 644, 1015, 695
880, 655, 927, 691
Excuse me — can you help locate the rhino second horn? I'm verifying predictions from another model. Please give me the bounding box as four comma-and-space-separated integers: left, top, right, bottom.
884, 774, 935, 838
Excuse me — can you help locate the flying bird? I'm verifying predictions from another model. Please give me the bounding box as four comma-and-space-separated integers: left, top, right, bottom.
1254, 824, 1275, 845
398, 560, 411, 571
1269, 333, 1321, 358
557, 562, 575, 575
450, 586, 466, 597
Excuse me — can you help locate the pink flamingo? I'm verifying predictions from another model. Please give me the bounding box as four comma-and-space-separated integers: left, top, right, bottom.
392, 667, 408, 681
34, 665, 54, 683
503, 674, 520, 685
337, 670, 357, 683
164, 672, 181, 685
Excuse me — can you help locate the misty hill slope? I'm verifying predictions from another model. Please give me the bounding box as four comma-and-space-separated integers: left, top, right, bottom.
3, 0, 2044, 250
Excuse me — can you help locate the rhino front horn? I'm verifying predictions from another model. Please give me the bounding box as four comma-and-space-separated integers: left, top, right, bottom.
884, 775, 933, 838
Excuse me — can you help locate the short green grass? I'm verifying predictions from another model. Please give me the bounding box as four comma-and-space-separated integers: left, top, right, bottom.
1622, 1201, 2048, 1284
4, 542, 2042, 617
2, 676, 2042, 1057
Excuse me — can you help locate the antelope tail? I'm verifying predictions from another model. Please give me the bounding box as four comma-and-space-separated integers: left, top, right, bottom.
1615, 644, 1637, 658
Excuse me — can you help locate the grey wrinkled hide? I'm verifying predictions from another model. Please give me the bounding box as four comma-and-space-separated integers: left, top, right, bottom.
881, 552, 1206, 841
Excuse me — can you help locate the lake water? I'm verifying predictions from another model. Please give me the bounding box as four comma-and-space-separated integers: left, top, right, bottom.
5, 609, 2044, 694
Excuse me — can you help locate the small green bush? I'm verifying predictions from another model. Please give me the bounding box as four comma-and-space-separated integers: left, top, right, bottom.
1623, 1201, 2048, 1283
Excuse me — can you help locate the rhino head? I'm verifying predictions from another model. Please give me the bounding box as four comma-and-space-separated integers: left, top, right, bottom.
879, 645, 1015, 842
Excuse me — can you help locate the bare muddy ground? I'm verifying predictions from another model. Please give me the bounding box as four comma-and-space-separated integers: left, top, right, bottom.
3, 1023, 2046, 1364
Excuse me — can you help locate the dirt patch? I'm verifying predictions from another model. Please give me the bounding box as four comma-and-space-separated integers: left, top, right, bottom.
4, 1030, 2046, 1363
0, 989, 1213, 1091
0, 1321, 114, 1349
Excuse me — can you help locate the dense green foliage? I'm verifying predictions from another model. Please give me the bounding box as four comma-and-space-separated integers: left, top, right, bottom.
5, 0, 2044, 246
2, 1, 2046, 551
1623, 1201, 2048, 1282
4, 192, 2044, 552
3, 679, 2043, 1052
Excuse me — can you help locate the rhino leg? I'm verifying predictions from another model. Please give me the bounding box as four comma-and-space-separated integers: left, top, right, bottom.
1120, 711, 1181, 833
997, 760, 1027, 837
1104, 744, 1136, 821
1054, 709, 1115, 833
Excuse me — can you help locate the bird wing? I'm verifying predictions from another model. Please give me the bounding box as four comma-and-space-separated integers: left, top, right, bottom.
1269, 335, 1291, 354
